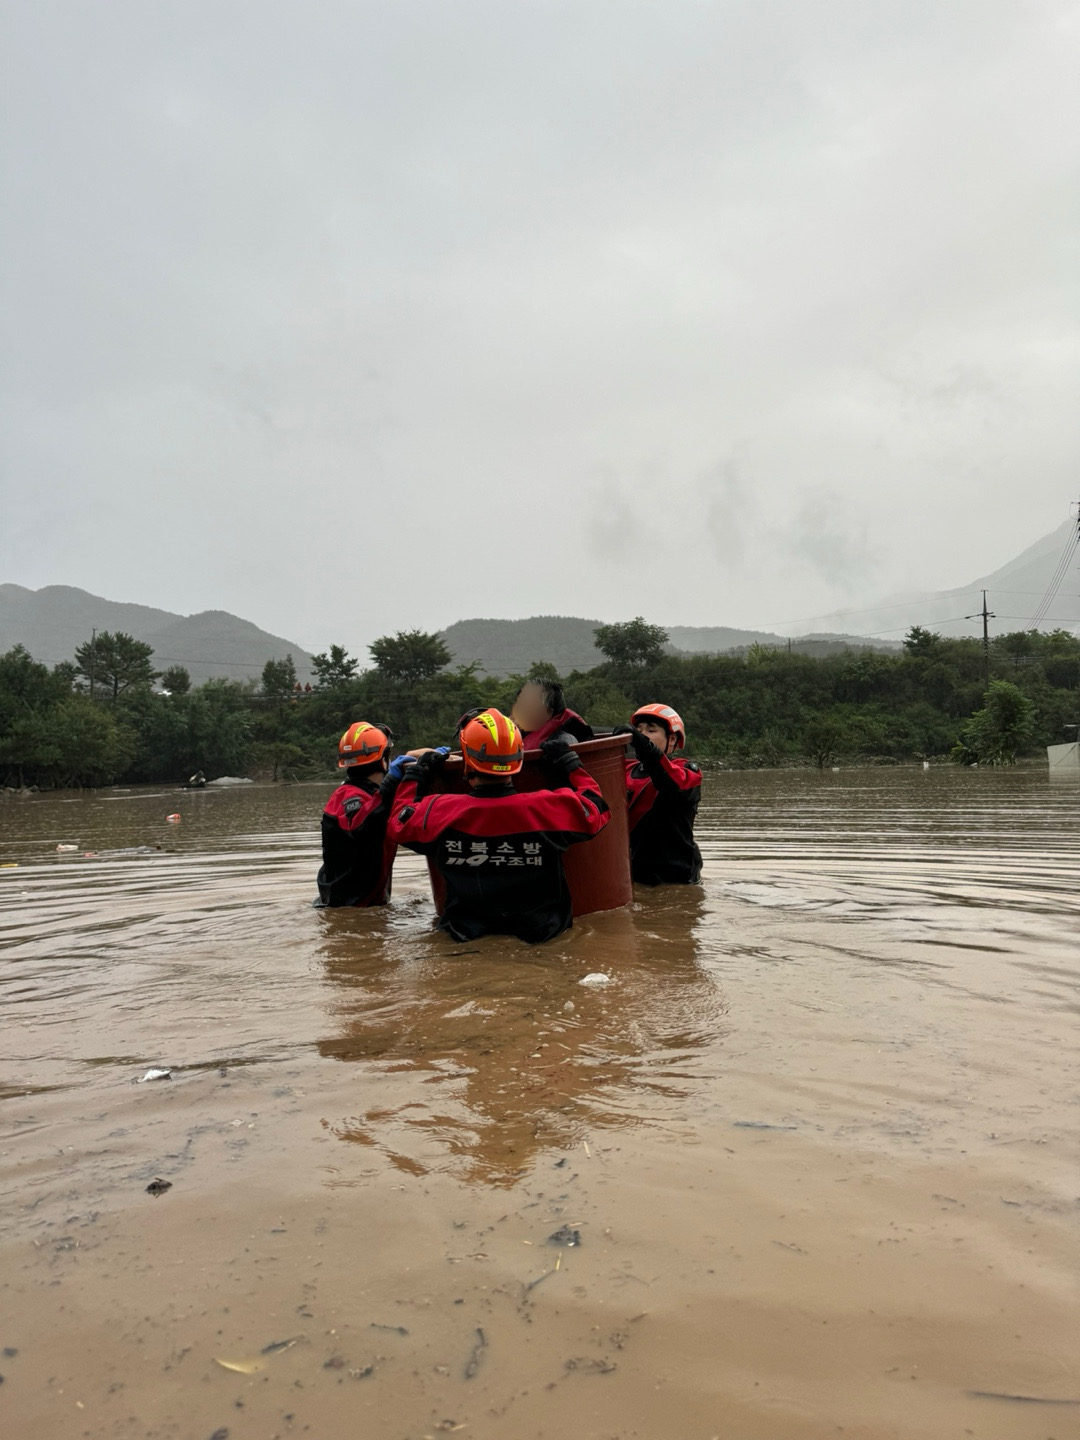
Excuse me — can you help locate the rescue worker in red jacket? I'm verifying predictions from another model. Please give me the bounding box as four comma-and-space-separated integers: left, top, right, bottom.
614, 704, 703, 886
389, 708, 610, 944
510, 678, 593, 750
316, 721, 411, 908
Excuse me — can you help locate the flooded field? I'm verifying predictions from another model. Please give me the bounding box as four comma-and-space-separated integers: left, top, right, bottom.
1, 766, 1078, 1440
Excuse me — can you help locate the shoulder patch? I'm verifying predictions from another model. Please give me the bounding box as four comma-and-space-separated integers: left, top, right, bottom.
397, 806, 415, 824
343, 796, 363, 817
685, 761, 701, 773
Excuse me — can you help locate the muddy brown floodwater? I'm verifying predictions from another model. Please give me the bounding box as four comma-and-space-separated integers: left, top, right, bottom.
1, 766, 1078, 1440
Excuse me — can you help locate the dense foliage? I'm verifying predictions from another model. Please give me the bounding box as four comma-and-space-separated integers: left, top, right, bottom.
1, 622, 1077, 788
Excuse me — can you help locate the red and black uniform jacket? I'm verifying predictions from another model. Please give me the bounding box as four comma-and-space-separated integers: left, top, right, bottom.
388, 766, 610, 944
316, 772, 400, 908
625, 748, 703, 886
520, 709, 594, 750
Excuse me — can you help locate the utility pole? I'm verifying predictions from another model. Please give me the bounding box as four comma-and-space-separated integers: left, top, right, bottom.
965, 590, 994, 688
89, 627, 96, 702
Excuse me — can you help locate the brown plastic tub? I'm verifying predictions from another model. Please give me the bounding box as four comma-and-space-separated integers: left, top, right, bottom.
424, 733, 632, 918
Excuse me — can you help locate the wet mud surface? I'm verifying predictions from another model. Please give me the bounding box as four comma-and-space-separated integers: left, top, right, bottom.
1, 767, 1078, 1438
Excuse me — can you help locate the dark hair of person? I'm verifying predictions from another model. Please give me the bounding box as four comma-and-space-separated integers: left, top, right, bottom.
513, 678, 565, 717
454, 706, 485, 736
346, 759, 384, 780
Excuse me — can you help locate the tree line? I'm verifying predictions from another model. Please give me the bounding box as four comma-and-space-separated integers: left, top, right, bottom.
1, 618, 1076, 788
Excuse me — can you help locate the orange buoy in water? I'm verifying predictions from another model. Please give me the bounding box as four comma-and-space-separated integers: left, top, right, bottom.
165, 813, 181, 823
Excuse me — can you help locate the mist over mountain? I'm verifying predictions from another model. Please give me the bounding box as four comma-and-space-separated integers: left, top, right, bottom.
802, 518, 1080, 640
3, 516, 1074, 683
0, 585, 314, 683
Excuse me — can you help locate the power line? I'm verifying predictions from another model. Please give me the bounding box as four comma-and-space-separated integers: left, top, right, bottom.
990, 588, 1080, 597
834, 616, 972, 637
760, 585, 1079, 631
150, 654, 313, 670
1026, 499, 1080, 629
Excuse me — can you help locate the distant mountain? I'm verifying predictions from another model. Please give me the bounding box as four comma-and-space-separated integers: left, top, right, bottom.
804, 517, 1080, 640
667, 624, 791, 652
665, 625, 899, 657
0, 585, 314, 683
14, 513, 1067, 686
441, 614, 898, 677
441, 615, 607, 675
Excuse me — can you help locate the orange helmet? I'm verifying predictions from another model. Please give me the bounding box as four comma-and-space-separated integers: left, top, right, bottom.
630, 703, 685, 749
459, 709, 524, 775
338, 721, 392, 768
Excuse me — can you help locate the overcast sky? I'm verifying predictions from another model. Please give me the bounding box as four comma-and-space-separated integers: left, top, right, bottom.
1, 0, 1077, 651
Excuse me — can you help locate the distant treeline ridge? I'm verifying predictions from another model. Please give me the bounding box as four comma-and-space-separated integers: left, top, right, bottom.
1, 619, 1076, 788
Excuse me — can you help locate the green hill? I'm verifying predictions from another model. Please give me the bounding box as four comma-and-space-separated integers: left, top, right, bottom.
0, 584, 314, 683
440, 615, 607, 675
440, 614, 898, 676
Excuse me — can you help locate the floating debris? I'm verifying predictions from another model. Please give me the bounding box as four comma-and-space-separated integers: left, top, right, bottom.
565, 1356, 617, 1375
165, 813, 181, 824
323, 1355, 346, 1370
547, 1226, 581, 1248
145, 1178, 172, 1196
732, 1121, 797, 1131
463, 1328, 487, 1379
259, 1338, 298, 1355
967, 1391, 1080, 1405
137, 1068, 172, 1083
56, 844, 79, 853
349, 1365, 375, 1380
214, 1357, 264, 1374
370, 1323, 408, 1336
579, 973, 611, 987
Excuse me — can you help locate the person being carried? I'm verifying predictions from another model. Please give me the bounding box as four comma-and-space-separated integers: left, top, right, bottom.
615, 704, 702, 886
315, 721, 411, 908
389, 708, 609, 943
510, 678, 593, 750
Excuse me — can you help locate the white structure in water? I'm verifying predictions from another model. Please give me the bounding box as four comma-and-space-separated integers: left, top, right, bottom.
1046, 741, 1080, 770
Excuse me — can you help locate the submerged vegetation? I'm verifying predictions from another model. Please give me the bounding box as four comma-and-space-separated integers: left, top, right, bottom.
1, 620, 1077, 788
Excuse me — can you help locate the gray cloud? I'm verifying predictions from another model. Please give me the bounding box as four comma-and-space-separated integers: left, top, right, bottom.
781, 484, 878, 593
694, 460, 752, 568
1, 1, 1076, 649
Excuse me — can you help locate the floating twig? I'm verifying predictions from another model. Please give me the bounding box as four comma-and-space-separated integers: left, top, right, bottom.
463, 1328, 487, 1380
967, 1391, 1080, 1406
733, 1121, 797, 1131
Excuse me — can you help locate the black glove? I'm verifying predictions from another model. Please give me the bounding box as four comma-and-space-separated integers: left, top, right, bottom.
540, 736, 582, 777
612, 724, 634, 737
627, 727, 660, 762
407, 746, 449, 797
